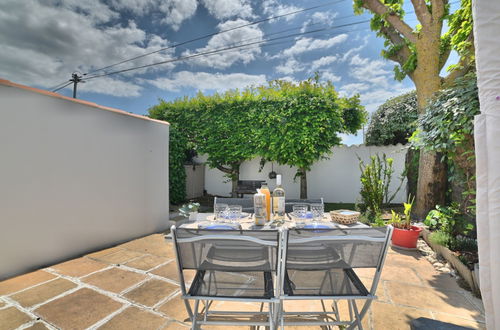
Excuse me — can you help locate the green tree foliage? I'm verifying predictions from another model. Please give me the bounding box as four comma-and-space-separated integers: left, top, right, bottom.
255, 78, 366, 198
150, 90, 259, 197
365, 91, 418, 146
168, 126, 188, 204
150, 77, 366, 199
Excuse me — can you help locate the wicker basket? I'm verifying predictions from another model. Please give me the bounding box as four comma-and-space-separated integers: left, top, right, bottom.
330, 209, 360, 225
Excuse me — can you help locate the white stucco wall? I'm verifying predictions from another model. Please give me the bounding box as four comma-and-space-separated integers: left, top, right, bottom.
198, 144, 408, 203
0, 81, 169, 280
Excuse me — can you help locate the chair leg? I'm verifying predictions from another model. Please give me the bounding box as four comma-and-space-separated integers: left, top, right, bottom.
191, 300, 200, 330
346, 300, 365, 330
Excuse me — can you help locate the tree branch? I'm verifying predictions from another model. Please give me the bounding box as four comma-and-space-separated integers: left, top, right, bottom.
431, 0, 447, 20
411, 0, 432, 25
442, 57, 474, 87
361, 0, 417, 43
380, 25, 412, 66
216, 165, 233, 174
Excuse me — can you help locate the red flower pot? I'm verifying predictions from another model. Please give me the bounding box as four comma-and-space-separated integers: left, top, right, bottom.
391, 225, 422, 249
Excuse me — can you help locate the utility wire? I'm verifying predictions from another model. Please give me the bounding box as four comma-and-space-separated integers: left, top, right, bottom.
84, 0, 349, 75
83, 19, 370, 81
51, 81, 73, 92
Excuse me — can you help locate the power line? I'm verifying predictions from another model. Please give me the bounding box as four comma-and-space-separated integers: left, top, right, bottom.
82, 19, 371, 81
84, 0, 349, 75
52, 81, 72, 92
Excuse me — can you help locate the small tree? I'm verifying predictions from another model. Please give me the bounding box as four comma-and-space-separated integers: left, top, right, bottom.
149, 90, 259, 197
365, 91, 418, 146
256, 78, 367, 198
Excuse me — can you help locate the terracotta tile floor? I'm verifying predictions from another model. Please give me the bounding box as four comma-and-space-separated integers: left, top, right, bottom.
0, 234, 485, 329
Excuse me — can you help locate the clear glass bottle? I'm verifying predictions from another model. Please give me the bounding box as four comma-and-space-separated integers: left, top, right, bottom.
272, 175, 285, 220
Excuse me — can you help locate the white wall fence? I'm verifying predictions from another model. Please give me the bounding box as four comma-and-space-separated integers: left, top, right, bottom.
197, 144, 408, 203
0, 80, 169, 280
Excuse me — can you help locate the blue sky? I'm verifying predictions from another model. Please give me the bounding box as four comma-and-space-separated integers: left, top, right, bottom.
0, 0, 458, 144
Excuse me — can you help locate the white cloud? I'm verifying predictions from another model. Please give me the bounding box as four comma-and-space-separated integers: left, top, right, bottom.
78, 77, 143, 97
311, 55, 337, 71
159, 0, 198, 31
275, 58, 304, 75
301, 11, 338, 32
320, 71, 341, 83
202, 0, 253, 20
349, 55, 392, 86
282, 34, 348, 57
109, 0, 197, 30
45, 0, 119, 23
181, 19, 264, 69
262, 0, 302, 21
148, 71, 266, 92
338, 83, 370, 96
0, 0, 173, 97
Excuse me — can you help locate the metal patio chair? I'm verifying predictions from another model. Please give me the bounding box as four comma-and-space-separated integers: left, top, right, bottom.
213, 197, 254, 213
171, 226, 284, 329
284, 198, 324, 213
278, 226, 393, 329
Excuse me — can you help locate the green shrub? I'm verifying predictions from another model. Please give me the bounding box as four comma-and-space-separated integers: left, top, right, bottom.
358, 154, 402, 218
365, 91, 418, 146
168, 126, 188, 205
424, 203, 474, 237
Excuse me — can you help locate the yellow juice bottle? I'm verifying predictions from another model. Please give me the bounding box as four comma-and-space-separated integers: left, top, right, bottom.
260, 183, 271, 221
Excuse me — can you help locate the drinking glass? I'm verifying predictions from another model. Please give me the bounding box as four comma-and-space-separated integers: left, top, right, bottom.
227, 205, 243, 223
292, 204, 308, 220
310, 203, 324, 221
214, 203, 229, 222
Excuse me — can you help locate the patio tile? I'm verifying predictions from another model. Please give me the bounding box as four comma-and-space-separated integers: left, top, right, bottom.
162, 321, 190, 329
34, 288, 122, 329
150, 262, 195, 283
433, 312, 487, 329
0, 306, 32, 330
99, 306, 168, 330
157, 294, 193, 322
0, 270, 56, 295
124, 254, 170, 271
82, 267, 147, 293
124, 279, 178, 307
414, 266, 463, 291
92, 249, 145, 265
380, 265, 423, 284
386, 282, 483, 321
371, 301, 432, 330
11, 278, 77, 307
51, 257, 108, 277
86, 246, 124, 259
121, 234, 175, 258
23, 322, 51, 330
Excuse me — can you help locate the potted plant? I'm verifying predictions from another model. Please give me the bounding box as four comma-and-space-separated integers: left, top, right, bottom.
389, 196, 422, 249
179, 202, 201, 221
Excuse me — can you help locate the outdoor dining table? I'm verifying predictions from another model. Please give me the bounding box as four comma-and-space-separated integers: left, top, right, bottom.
179, 212, 369, 229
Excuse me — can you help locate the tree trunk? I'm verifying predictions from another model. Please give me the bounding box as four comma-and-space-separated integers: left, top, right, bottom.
405, 148, 419, 199
230, 163, 240, 198
412, 36, 447, 218
299, 168, 307, 199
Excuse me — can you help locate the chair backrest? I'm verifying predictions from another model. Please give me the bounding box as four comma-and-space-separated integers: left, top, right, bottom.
285, 226, 392, 270
214, 197, 254, 212
285, 198, 324, 213
172, 227, 281, 273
